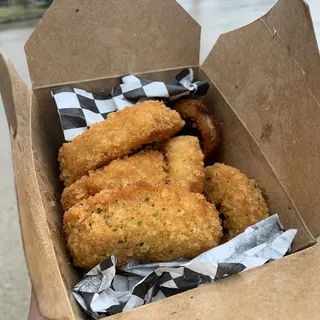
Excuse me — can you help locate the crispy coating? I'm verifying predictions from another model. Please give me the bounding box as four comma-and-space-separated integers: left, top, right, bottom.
64, 183, 222, 269
204, 163, 269, 239
163, 136, 204, 193
59, 101, 184, 186
61, 150, 167, 210
174, 99, 220, 159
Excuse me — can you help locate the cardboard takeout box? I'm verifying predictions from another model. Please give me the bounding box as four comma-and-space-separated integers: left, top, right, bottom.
1, 0, 320, 319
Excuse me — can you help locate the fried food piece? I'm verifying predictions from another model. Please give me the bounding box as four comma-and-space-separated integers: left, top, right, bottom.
61, 150, 167, 210
174, 99, 220, 159
59, 101, 184, 186
204, 163, 269, 239
64, 183, 222, 269
163, 136, 204, 193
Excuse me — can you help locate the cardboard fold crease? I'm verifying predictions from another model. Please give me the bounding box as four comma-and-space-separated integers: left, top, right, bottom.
0, 0, 319, 319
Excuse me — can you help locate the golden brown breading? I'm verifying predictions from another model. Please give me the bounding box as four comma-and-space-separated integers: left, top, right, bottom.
163, 136, 204, 193
64, 183, 222, 269
204, 163, 269, 239
174, 99, 220, 159
61, 150, 167, 210
59, 101, 184, 186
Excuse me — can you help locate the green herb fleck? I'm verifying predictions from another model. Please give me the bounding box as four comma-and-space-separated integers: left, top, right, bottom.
96, 208, 103, 214
101, 252, 107, 257
113, 228, 118, 232
137, 221, 143, 226
144, 197, 150, 202
153, 211, 159, 217
139, 242, 144, 247
105, 220, 109, 225
103, 215, 107, 220
90, 210, 94, 214
69, 223, 75, 228
102, 151, 108, 155
75, 8, 80, 12
189, 228, 193, 232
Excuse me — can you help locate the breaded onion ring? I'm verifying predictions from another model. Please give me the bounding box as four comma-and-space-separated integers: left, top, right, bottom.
174, 99, 220, 159
204, 163, 269, 239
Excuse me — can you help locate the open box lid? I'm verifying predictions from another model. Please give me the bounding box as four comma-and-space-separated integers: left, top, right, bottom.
201, 0, 320, 239
24, 0, 319, 241
24, 0, 200, 88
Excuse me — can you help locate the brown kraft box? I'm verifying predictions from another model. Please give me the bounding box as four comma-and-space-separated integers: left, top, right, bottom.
0, 0, 320, 319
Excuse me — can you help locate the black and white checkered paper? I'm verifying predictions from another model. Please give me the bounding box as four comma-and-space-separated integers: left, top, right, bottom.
51, 68, 209, 141
72, 214, 297, 319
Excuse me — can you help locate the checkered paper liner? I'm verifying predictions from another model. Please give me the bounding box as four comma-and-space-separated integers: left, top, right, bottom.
72, 214, 297, 319
51, 68, 209, 141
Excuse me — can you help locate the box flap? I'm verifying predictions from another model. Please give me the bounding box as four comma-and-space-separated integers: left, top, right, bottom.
110, 244, 320, 320
0, 52, 80, 320
25, 0, 200, 89
201, 0, 320, 238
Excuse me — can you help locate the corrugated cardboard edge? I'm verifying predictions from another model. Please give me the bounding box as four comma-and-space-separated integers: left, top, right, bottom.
25, 0, 201, 88
201, 0, 320, 238
108, 244, 320, 320
0, 53, 77, 320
